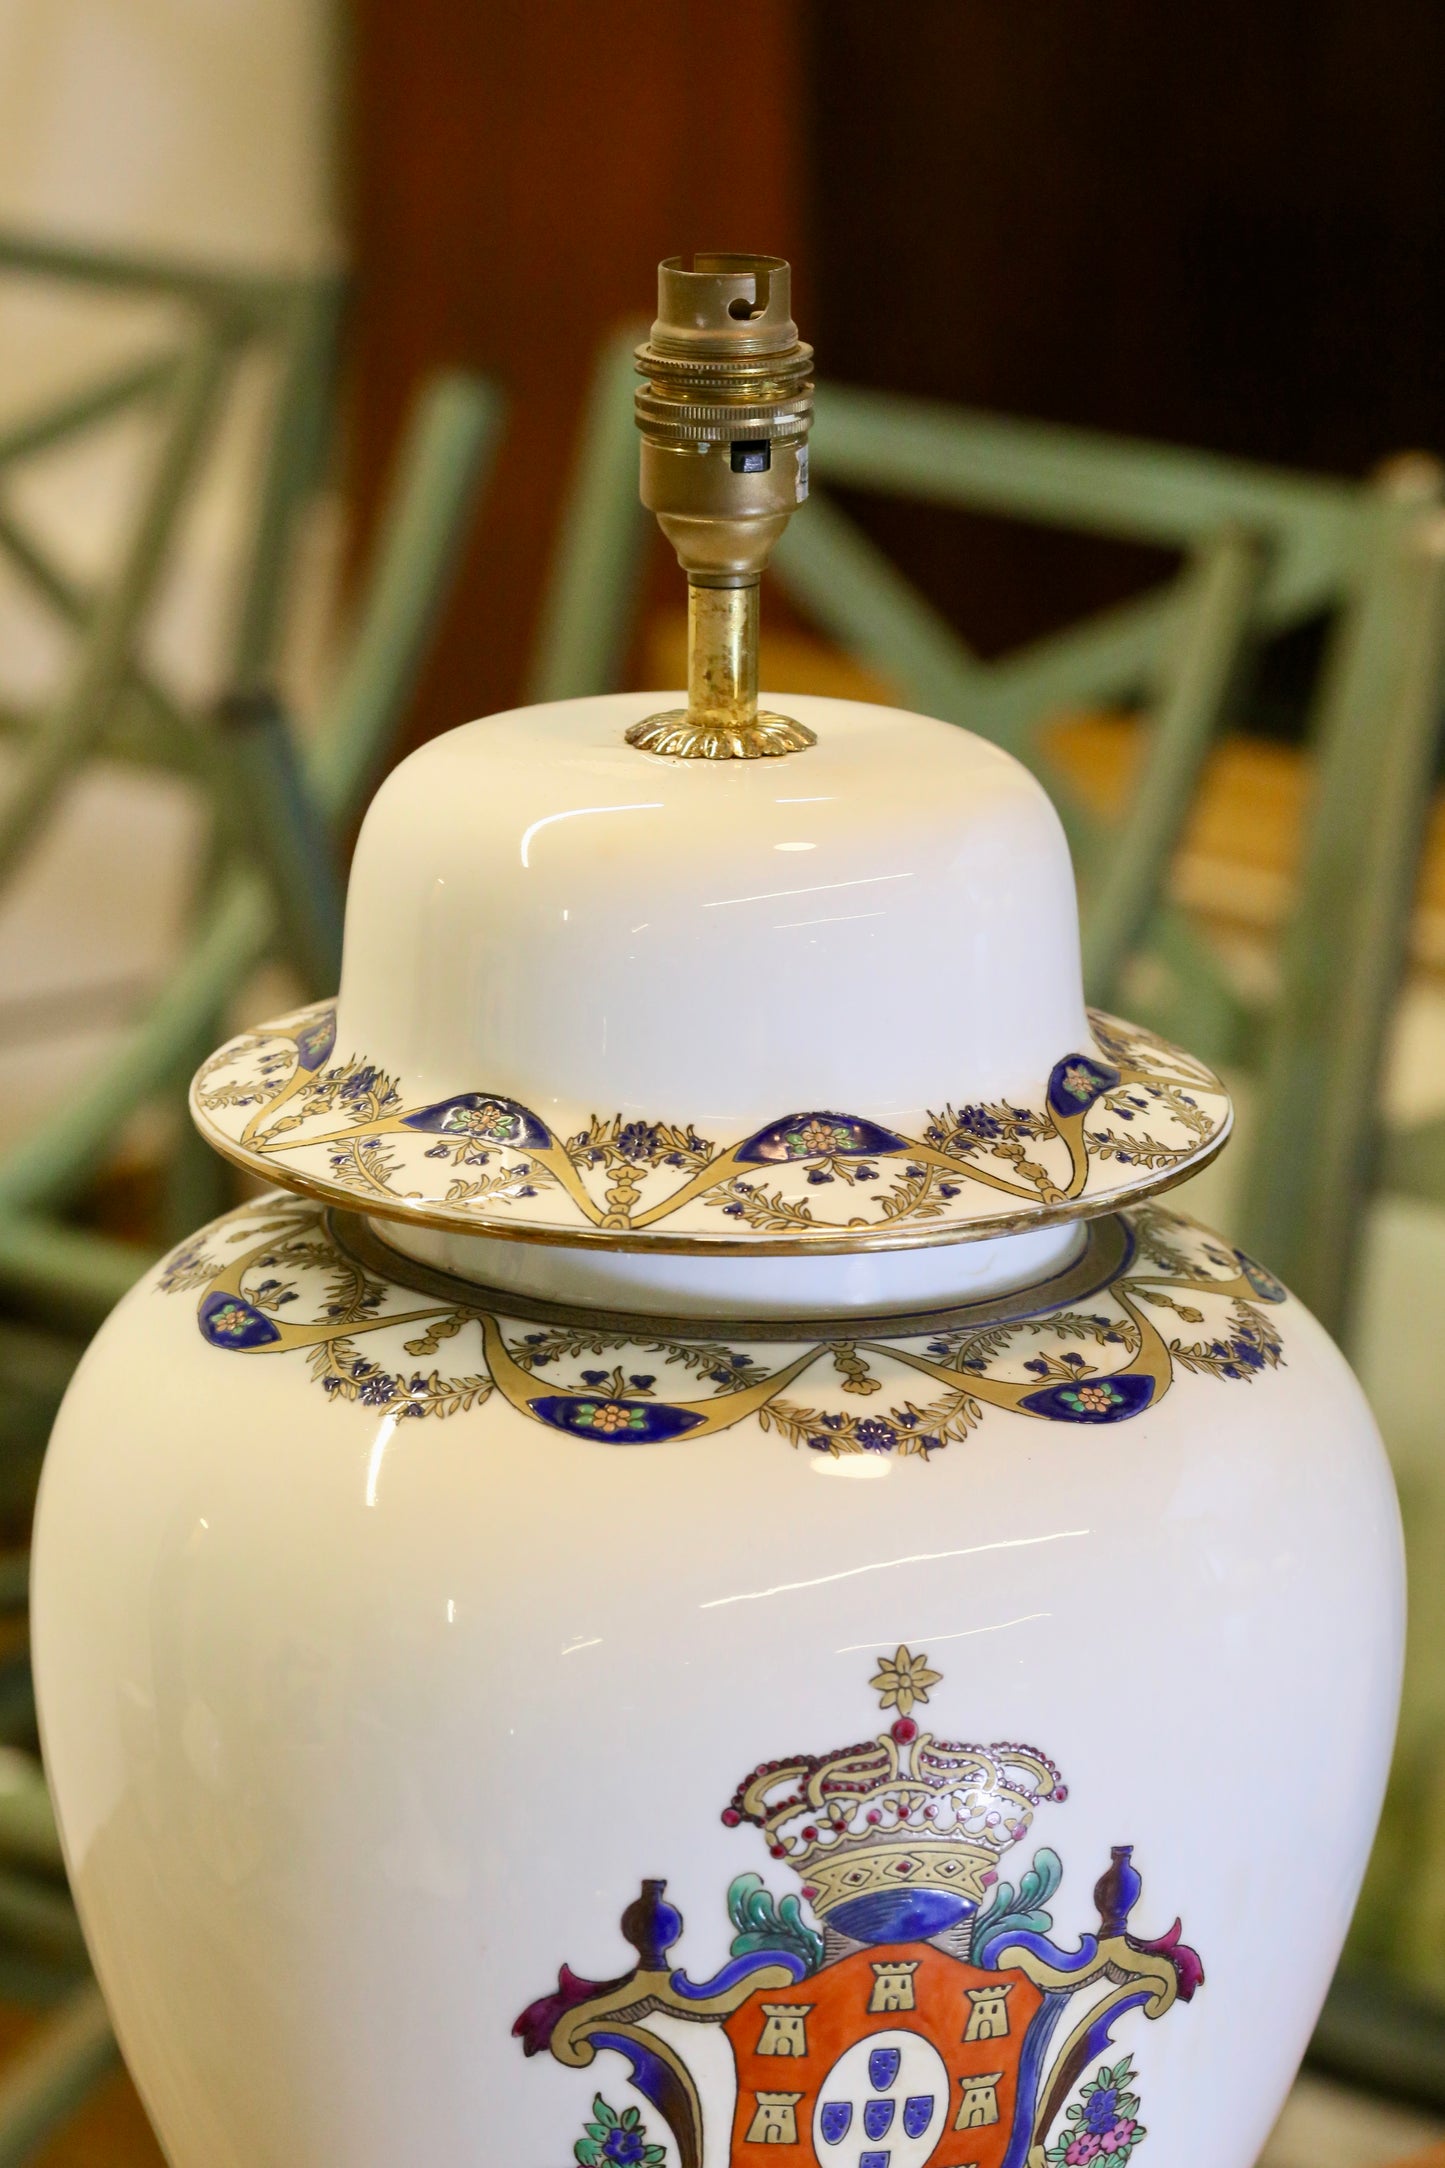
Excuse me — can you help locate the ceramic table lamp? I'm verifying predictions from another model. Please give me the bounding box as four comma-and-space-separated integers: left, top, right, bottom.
32, 255, 1403, 2168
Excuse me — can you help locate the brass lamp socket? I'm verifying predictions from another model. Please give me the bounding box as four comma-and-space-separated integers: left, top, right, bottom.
628, 253, 816, 759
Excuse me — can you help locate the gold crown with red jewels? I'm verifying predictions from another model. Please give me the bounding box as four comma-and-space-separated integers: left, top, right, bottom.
721, 1648, 1065, 1937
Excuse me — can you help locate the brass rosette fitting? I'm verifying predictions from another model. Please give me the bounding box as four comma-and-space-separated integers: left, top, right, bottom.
628, 253, 815, 759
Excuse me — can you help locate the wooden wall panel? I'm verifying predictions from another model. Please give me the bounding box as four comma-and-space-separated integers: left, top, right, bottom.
810, 0, 1445, 464
806, 1, 1445, 676
347, 0, 804, 748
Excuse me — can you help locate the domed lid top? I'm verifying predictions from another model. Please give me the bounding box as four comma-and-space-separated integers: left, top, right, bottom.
190, 690, 1231, 1254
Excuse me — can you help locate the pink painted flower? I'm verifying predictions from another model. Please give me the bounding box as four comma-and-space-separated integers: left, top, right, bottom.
1099, 2120, 1137, 2153
1065, 2138, 1101, 2165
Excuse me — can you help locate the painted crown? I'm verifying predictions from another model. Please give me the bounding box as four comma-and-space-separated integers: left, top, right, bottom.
722, 1648, 1065, 1945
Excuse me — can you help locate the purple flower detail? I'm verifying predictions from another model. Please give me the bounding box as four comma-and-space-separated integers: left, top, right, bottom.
615, 1121, 661, 1163
602, 2130, 646, 2166
1083, 2089, 1119, 2136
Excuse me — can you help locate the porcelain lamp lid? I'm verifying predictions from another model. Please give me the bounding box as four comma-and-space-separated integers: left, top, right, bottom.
192, 253, 1229, 1255
189, 686, 1231, 1254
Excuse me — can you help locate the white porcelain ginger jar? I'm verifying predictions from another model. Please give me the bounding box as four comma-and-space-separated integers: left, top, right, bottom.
31, 255, 1403, 2168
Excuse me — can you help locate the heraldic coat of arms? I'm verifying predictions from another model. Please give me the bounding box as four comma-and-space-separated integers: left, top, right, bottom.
515, 1651, 1202, 2168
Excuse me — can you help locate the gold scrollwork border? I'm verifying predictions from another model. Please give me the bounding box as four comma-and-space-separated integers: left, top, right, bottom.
190, 1002, 1232, 1256
201, 1124, 1231, 1256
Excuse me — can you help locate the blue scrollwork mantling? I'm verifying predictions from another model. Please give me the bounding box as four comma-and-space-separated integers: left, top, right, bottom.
668, 1951, 810, 2001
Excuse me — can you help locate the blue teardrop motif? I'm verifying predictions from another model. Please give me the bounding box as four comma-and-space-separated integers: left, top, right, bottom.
735, 1112, 908, 1165
199, 1291, 282, 1350
1017, 1371, 1156, 1423
1046, 1053, 1121, 1119
293, 1009, 337, 1071
525, 1396, 706, 1444
1234, 1248, 1286, 1302
400, 1093, 550, 1148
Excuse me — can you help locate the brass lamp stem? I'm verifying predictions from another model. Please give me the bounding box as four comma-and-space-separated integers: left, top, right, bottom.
630, 578, 808, 761
626, 253, 815, 760
691, 580, 758, 727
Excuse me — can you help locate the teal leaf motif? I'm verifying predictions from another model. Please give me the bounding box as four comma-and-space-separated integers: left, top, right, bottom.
971, 1845, 1063, 1946
727, 1871, 825, 1974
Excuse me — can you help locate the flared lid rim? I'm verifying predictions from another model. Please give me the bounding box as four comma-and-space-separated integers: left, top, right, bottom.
189, 998, 1233, 1257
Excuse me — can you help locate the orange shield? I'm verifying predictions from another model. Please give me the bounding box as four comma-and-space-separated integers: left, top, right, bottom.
724, 1942, 1044, 2168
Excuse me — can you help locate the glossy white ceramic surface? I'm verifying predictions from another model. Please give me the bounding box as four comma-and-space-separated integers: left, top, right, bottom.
34, 671, 1403, 2167
379, 1213, 1085, 1315
33, 1198, 1404, 2168
337, 692, 1090, 1138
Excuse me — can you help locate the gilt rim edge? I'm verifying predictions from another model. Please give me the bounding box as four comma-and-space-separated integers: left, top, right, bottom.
197, 1113, 1232, 1257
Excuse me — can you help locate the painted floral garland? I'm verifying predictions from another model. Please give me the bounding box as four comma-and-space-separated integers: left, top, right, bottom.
188, 1003, 1231, 1248
158, 1194, 1286, 1454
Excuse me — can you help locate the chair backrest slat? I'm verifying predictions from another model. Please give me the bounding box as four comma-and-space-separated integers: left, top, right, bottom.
529, 345, 1445, 1322
1084, 526, 1263, 1011
812, 385, 1357, 561
525, 324, 651, 706
1238, 488, 1445, 1331
0, 325, 235, 895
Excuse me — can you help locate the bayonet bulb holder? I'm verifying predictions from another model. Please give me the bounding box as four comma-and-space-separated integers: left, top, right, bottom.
628, 253, 816, 758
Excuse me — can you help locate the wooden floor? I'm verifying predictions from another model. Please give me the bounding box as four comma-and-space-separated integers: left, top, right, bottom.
1260, 2072, 1445, 2166
1042, 708, 1445, 974
29, 2072, 162, 2168
0, 2008, 160, 2165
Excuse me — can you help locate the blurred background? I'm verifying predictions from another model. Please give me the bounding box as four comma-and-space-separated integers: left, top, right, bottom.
0, 2, 1444, 2162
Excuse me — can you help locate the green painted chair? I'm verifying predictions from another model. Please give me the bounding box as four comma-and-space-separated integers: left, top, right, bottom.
1233, 487, 1445, 1328
0, 233, 502, 1336
531, 334, 1445, 2115
531, 329, 1445, 1330
781, 412, 1445, 1293
540, 335, 1364, 1053
0, 231, 345, 1281
0, 353, 503, 1402
0, 230, 344, 885
0, 233, 504, 2158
